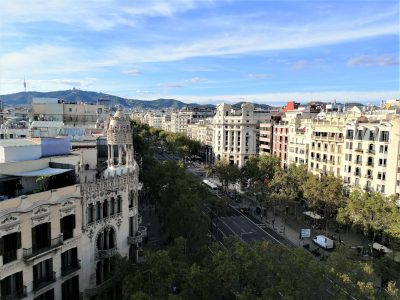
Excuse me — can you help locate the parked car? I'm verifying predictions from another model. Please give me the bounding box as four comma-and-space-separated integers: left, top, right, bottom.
313, 235, 334, 249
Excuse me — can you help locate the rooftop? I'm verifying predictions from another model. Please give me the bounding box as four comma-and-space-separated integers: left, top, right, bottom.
0, 139, 39, 148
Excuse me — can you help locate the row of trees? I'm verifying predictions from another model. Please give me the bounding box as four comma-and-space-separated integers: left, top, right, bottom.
107, 235, 399, 300
130, 120, 201, 160
210, 155, 400, 251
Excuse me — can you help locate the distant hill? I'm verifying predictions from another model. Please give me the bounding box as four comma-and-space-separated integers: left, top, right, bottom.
0, 89, 195, 110
0, 89, 275, 110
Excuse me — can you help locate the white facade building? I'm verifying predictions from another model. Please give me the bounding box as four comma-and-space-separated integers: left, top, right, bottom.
0, 107, 142, 299
212, 103, 271, 167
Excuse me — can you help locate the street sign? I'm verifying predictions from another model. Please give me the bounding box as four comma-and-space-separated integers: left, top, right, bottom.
301, 229, 311, 238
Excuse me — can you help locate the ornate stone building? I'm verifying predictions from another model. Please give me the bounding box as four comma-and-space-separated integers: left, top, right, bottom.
0, 107, 143, 299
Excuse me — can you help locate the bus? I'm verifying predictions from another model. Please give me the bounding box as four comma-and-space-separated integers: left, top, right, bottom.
202, 179, 219, 192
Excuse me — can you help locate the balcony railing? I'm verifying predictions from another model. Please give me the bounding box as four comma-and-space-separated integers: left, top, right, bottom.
127, 231, 143, 245
138, 226, 147, 238
2, 249, 17, 264
2, 286, 27, 300
355, 148, 363, 153
365, 175, 373, 179
23, 236, 63, 260
354, 172, 361, 177
367, 149, 375, 154
354, 160, 362, 165
366, 162, 374, 167
33, 271, 56, 291
96, 247, 118, 260
61, 259, 81, 277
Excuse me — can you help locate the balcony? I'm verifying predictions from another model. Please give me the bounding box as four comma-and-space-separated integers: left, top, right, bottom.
2, 286, 27, 300
365, 175, 373, 179
354, 160, 362, 165
363, 186, 372, 192
96, 247, 118, 260
367, 149, 375, 154
354, 172, 361, 177
61, 259, 81, 277
23, 236, 63, 260
366, 162, 374, 167
33, 271, 56, 292
355, 148, 363, 153
127, 231, 143, 245
138, 226, 147, 238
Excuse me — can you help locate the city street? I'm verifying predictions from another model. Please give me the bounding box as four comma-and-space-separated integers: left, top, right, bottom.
212, 205, 294, 246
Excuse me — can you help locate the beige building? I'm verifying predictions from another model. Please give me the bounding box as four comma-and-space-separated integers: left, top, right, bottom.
287, 117, 312, 166
0, 108, 143, 299
308, 117, 345, 177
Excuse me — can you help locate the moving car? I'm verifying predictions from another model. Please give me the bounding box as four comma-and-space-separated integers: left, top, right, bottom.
313, 235, 334, 249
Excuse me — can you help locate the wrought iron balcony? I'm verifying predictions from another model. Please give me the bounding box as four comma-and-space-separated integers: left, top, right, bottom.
355, 148, 363, 153
127, 231, 143, 245
96, 247, 118, 260
138, 226, 147, 238
33, 271, 56, 291
23, 236, 63, 260
61, 259, 81, 277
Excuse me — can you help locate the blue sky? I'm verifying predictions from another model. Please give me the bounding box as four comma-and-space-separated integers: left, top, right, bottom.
0, 0, 398, 104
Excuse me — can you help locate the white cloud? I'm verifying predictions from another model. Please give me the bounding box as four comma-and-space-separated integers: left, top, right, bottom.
348, 54, 399, 67
0, 0, 200, 30
248, 73, 272, 79
137, 90, 400, 104
0, 78, 96, 93
122, 69, 142, 76
159, 77, 208, 89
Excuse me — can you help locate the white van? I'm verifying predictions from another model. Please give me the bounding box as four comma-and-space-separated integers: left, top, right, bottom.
313, 235, 334, 249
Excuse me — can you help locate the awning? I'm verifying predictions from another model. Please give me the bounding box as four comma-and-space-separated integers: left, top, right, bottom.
303, 211, 324, 220
0, 167, 72, 177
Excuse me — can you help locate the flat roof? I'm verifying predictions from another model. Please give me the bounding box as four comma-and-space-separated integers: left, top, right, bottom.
0, 139, 40, 148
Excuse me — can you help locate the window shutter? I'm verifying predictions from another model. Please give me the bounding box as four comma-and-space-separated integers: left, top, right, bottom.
0, 237, 4, 255
72, 215, 76, 229
16, 232, 21, 249
60, 218, 64, 235
31, 228, 36, 250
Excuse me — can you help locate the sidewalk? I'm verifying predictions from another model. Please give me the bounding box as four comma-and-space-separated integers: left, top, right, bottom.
239, 195, 369, 250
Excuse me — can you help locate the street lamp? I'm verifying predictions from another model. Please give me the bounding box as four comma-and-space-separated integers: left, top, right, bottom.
240, 231, 253, 241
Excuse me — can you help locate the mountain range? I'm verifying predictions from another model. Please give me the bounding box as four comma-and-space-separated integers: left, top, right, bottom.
0, 89, 274, 110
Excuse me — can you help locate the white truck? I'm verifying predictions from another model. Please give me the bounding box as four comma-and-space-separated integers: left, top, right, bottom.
313, 235, 334, 249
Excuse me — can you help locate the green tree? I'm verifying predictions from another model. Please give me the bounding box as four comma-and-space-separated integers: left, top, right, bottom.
337, 190, 400, 253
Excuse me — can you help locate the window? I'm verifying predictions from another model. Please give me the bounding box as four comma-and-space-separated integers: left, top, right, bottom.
117, 196, 122, 213
33, 258, 54, 291
60, 215, 75, 240
0, 271, 23, 299
346, 130, 354, 139
62, 275, 79, 300
0, 232, 21, 264
379, 145, 388, 153
61, 247, 79, 277
88, 204, 94, 223
34, 289, 54, 300
380, 131, 389, 142
32, 222, 51, 253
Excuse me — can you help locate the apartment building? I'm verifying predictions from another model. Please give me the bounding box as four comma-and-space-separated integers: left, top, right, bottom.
343, 116, 400, 195
212, 103, 271, 167
0, 108, 143, 299
259, 122, 273, 155
32, 98, 108, 127
308, 117, 345, 177
287, 117, 312, 166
